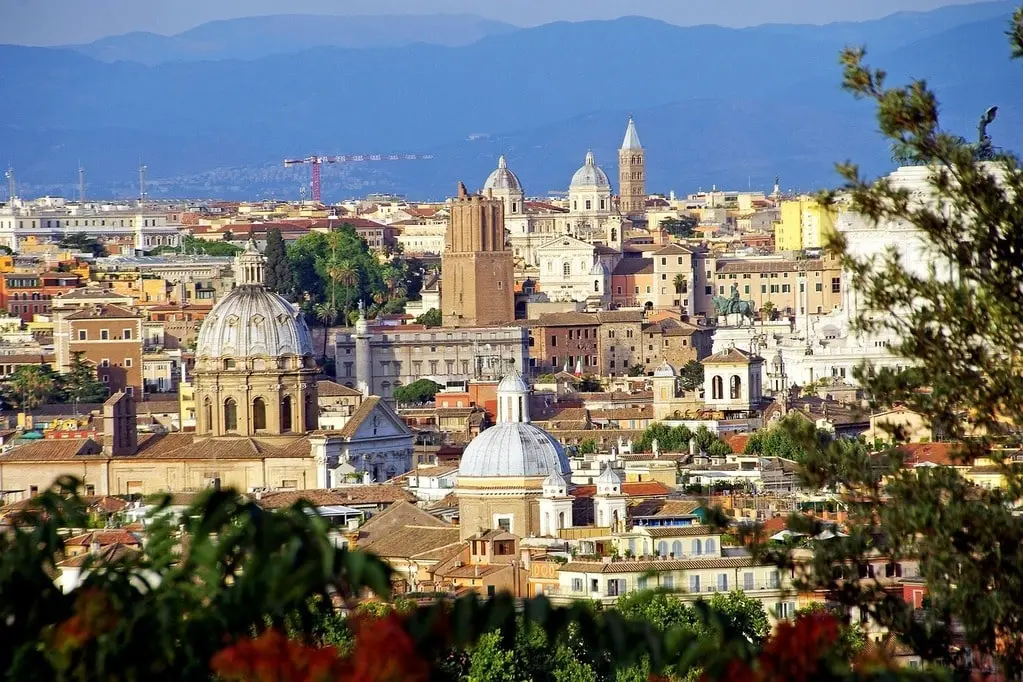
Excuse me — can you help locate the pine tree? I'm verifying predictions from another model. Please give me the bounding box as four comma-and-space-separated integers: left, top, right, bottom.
767, 10, 1023, 677
263, 227, 291, 296
60, 351, 109, 405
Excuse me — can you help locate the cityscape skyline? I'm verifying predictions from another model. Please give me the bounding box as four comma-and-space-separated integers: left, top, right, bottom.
1, 0, 996, 45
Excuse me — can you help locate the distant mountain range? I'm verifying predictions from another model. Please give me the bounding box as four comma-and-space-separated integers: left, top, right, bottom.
0, 2, 1020, 202
63, 14, 519, 64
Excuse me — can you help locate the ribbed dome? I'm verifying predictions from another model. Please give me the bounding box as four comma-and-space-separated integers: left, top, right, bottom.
570, 151, 610, 189
458, 423, 570, 478
195, 241, 313, 361
653, 359, 677, 377
196, 288, 313, 361
497, 373, 529, 394
484, 155, 522, 192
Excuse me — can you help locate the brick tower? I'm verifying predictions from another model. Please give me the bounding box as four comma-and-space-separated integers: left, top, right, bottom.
441, 182, 514, 327
618, 117, 646, 217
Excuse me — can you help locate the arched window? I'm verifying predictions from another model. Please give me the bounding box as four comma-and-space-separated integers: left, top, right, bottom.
252, 397, 266, 431
558, 511, 565, 529
203, 398, 212, 431
281, 396, 293, 433
610, 228, 617, 241
594, 280, 600, 292
511, 201, 518, 213
671, 540, 682, 557
598, 509, 605, 525
657, 541, 668, 557
712, 376, 724, 400
705, 538, 717, 554
305, 394, 316, 431
729, 375, 742, 400
692, 539, 703, 555
563, 262, 571, 277
224, 398, 238, 432
545, 512, 551, 532
612, 509, 620, 530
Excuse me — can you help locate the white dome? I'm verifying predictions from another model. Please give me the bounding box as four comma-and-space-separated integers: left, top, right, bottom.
497, 373, 529, 394
653, 359, 677, 377
196, 288, 313, 361
458, 422, 570, 478
570, 151, 611, 189
195, 240, 313, 361
484, 155, 522, 193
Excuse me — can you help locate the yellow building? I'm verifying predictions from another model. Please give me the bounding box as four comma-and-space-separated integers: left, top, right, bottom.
775, 196, 837, 252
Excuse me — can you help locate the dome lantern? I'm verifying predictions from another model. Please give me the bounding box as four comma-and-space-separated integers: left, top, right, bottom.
235, 239, 266, 287
497, 372, 530, 423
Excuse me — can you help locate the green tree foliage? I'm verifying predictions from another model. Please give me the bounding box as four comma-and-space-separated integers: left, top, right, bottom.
312, 302, 339, 361
58, 233, 107, 258
415, 308, 442, 327
287, 225, 412, 320
679, 360, 704, 391
634, 423, 731, 456
577, 375, 602, 392
660, 215, 698, 240
158, 234, 243, 257
760, 300, 776, 321
393, 378, 443, 405
758, 15, 1023, 677
627, 365, 645, 377
1, 364, 59, 411
795, 603, 866, 660
263, 227, 291, 296
578, 439, 598, 455
59, 351, 108, 405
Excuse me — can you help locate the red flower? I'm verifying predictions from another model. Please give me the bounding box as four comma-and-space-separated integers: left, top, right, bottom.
52, 588, 120, 653
211, 629, 343, 682
755, 613, 841, 682
341, 611, 430, 682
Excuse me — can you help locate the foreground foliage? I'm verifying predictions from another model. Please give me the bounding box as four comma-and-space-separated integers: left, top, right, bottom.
0, 479, 936, 682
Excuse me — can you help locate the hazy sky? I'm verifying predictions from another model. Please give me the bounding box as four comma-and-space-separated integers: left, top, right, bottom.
2, 0, 992, 45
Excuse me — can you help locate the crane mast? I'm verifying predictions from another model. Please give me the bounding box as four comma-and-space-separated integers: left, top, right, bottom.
283, 153, 434, 202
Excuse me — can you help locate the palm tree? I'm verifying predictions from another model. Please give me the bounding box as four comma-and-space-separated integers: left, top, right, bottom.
761, 300, 776, 325
672, 273, 688, 311
313, 302, 339, 361
331, 260, 357, 317
3, 365, 57, 412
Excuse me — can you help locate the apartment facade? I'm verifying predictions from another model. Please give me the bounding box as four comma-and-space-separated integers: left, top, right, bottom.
0, 271, 81, 322
64, 305, 144, 396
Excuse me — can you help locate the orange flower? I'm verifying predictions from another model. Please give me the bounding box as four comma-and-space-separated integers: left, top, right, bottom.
341, 611, 430, 682
211, 629, 343, 682
51, 588, 120, 653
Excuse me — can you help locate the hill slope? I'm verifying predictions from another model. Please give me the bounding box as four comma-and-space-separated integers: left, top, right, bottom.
1, 9, 1019, 201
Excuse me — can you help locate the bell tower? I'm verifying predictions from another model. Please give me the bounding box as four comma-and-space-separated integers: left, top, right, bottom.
441, 182, 514, 327
618, 117, 646, 217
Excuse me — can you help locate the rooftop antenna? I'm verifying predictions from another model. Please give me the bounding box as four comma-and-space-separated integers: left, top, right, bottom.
138, 161, 148, 205
5, 167, 14, 202
78, 163, 85, 203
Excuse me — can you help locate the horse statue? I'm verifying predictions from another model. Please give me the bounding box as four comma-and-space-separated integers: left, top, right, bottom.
712, 283, 756, 326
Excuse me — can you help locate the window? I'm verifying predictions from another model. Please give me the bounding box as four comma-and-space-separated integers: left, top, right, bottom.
717, 574, 728, 591
657, 541, 668, 556
123, 328, 133, 340
705, 286, 712, 295
692, 539, 703, 555
281, 479, 298, 489
743, 572, 754, 591
495, 515, 512, 532
585, 200, 592, 210
85, 484, 96, 496
815, 282, 823, 292
101, 359, 110, 368
769, 571, 781, 589
487, 585, 496, 596
729, 375, 742, 400
662, 575, 673, 589
689, 575, 700, 593
832, 277, 841, 293
637, 576, 648, 590
101, 329, 109, 340
671, 540, 682, 557
224, 398, 238, 432
776, 602, 795, 619
563, 262, 571, 277
124, 358, 133, 368
572, 578, 584, 592
252, 397, 267, 430
78, 330, 87, 341
705, 538, 716, 554
711, 376, 723, 400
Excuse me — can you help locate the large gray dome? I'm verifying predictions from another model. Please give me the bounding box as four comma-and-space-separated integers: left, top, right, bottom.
458, 422, 570, 478
195, 240, 314, 362
484, 155, 523, 193
570, 151, 611, 189
458, 371, 570, 478
196, 288, 313, 361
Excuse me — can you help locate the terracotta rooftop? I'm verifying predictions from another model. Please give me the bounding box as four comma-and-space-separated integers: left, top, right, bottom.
65, 304, 139, 320
57, 543, 140, 568
703, 347, 758, 365
317, 380, 364, 398
65, 529, 142, 547
571, 481, 671, 499
256, 486, 414, 509
897, 442, 960, 467
629, 498, 703, 517
612, 258, 654, 276
725, 433, 751, 454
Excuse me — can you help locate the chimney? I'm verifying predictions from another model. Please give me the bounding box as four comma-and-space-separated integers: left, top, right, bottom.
474, 564, 480, 578
103, 391, 138, 456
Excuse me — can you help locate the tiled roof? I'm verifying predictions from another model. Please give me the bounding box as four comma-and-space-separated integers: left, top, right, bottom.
65, 529, 141, 547
560, 556, 755, 574
256, 486, 414, 509
725, 433, 750, 454
317, 380, 363, 397
703, 347, 757, 365
356, 499, 449, 546
56, 287, 129, 301
0, 353, 55, 365
629, 499, 702, 517
426, 492, 459, 511
535, 312, 599, 327
65, 304, 139, 320
638, 525, 720, 538
440, 563, 507, 579
337, 396, 382, 438
361, 525, 462, 560
652, 244, 693, 256
81, 495, 131, 513
57, 543, 140, 568
0, 438, 104, 462
897, 442, 960, 467
612, 258, 653, 276
595, 310, 644, 323
571, 481, 671, 499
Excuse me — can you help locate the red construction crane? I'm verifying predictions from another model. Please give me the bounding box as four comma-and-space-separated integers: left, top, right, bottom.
283, 153, 434, 202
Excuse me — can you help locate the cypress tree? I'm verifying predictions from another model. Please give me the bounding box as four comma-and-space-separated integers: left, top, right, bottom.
263, 227, 291, 296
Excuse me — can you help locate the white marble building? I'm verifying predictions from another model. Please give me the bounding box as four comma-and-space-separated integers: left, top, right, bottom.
536, 234, 622, 305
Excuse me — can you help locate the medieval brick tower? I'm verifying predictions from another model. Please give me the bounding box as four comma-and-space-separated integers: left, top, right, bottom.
618, 117, 646, 217
441, 182, 514, 327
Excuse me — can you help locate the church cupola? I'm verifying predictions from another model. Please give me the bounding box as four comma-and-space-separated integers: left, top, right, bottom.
496, 372, 530, 423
